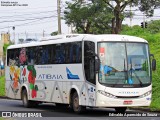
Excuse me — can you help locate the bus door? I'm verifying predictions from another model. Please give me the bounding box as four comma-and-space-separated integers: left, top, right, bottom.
84, 41, 96, 106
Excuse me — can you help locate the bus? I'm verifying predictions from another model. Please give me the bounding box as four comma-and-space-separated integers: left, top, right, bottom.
5, 34, 156, 113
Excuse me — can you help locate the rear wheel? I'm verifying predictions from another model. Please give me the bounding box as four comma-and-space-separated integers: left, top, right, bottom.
115, 107, 127, 113
22, 89, 32, 108
71, 92, 86, 113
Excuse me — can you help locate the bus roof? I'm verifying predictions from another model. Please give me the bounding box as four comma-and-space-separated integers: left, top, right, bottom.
7, 34, 148, 49
84, 34, 148, 43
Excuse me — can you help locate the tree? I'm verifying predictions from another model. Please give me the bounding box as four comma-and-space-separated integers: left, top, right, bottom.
147, 20, 160, 34
102, 0, 160, 34
51, 31, 58, 36
64, 0, 113, 34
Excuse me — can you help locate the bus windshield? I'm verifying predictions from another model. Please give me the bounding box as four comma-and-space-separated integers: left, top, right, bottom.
98, 42, 150, 88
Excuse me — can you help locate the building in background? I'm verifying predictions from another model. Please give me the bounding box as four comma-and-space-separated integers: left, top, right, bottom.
0, 32, 10, 76
1, 32, 10, 44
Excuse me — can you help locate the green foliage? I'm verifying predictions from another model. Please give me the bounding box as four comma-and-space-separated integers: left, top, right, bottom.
0, 76, 5, 96
64, 0, 160, 34
121, 25, 160, 111
147, 20, 160, 34
149, 42, 160, 111
64, 0, 113, 34
51, 31, 58, 36
3, 44, 11, 56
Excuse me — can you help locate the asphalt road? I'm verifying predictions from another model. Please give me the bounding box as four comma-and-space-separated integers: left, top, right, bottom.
0, 98, 160, 120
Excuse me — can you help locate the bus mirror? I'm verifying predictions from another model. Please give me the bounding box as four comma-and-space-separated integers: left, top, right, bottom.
95, 58, 100, 72
152, 59, 156, 71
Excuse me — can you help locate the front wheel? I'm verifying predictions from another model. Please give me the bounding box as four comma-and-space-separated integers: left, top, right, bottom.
115, 107, 127, 113
71, 92, 86, 113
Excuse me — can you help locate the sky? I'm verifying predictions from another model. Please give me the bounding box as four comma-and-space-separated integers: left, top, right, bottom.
0, 0, 159, 43
0, 0, 69, 43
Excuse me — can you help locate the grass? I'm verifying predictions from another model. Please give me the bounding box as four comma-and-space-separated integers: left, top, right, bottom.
0, 76, 5, 96
149, 41, 160, 111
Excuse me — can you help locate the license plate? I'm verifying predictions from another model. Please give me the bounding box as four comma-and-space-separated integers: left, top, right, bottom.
123, 100, 133, 105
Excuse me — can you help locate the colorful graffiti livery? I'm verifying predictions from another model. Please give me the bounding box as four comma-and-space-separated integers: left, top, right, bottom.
9, 66, 20, 93
19, 48, 27, 65
27, 65, 38, 98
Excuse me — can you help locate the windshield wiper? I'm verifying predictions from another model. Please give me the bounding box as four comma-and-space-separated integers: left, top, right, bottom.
130, 58, 133, 80
130, 59, 143, 87
132, 71, 143, 87
124, 59, 128, 82
113, 59, 127, 87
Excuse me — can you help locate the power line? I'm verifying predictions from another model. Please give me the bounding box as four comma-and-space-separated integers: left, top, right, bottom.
18, 19, 57, 27
0, 10, 57, 19
0, 17, 57, 30
0, 6, 57, 13
0, 15, 57, 24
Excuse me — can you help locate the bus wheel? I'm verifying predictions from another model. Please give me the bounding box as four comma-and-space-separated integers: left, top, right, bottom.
22, 89, 32, 108
115, 107, 127, 113
72, 92, 86, 113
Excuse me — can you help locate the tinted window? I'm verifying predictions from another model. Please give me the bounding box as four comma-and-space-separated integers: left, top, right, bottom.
7, 41, 82, 66
84, 41, 95, 84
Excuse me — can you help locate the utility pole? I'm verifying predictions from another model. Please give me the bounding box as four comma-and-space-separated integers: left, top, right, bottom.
143, 12, 145, 28
130, 3, 132, 27
57, 0, 61, 34
12, 26, 15, 44
25, 31, 28, 39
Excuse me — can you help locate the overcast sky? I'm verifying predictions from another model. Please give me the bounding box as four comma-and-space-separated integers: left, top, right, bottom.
0, 0, 159, 43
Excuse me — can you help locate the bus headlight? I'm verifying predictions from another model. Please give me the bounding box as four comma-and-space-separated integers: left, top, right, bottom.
97, 90, 116, 98
139, 90, 152, 98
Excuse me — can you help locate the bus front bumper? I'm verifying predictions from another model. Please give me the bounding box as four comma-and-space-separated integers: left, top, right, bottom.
96, 93, 151, 107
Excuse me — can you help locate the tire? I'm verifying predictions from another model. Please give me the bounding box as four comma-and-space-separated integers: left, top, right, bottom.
22, 89, 32, 108
115, 107, 127, 113
71, 92, 86, 113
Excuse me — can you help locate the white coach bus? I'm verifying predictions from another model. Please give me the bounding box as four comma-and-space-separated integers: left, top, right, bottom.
5, 34, 156, 113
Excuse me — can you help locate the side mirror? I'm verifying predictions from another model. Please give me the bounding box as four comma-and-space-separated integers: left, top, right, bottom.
86, 50, 100, 72
150, 54, 156, 71
152, 59, 156, 71
94, 54, 100, 72
95, 58, 100, 72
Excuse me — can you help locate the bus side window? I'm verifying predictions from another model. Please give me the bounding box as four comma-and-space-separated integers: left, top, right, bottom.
56, 44, 65, 64
28, 47, 34, 65
15, 48, 19, 65
64, 43, 70, 64
69, 42, 82, 63
8, 48, 19, 66
50, 44, 56, 64
47, 45, 52, 64
7, 50, 11, 66
19, 48, 28, 65
76, 42, 82, 63
40, 46, 49, 64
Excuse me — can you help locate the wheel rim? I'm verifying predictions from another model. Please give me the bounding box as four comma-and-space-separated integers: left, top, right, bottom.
73, 95, 79, 111
23, 94, 27, 106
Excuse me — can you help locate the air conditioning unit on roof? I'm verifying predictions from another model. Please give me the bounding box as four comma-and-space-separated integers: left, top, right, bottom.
40, 34, 82, 42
